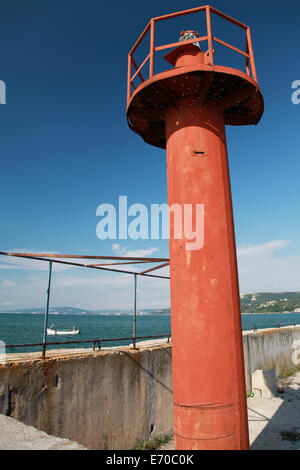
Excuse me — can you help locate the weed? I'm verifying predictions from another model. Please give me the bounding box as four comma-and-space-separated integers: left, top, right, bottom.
280, 365, 300, 380
134, 435, 172, 450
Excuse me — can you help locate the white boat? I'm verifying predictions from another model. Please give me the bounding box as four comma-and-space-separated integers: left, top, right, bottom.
47, 324, 80, 336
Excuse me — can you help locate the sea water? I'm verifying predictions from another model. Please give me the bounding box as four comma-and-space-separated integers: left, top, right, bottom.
1, 312, 300, 353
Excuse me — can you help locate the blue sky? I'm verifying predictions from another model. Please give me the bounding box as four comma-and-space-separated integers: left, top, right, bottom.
0, 0, 299, 310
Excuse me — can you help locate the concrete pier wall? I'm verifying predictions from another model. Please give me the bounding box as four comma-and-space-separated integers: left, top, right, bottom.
0, 326, 300, 449
0, 344, 173, 450
243, 325, 300, 393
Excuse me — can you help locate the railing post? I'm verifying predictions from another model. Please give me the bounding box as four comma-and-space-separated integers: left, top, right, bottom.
245, 34, 250, 76
127, 53, 132, 105
149, 19, 155, 78
206, 6, 214, 66
133, 273, 137, 348
42, 261, 52, 359
246, 27, 257, 82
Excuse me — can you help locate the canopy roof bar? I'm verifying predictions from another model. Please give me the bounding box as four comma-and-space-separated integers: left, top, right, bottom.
140, 262, 170, 275
0, 252, 170, 279
0, 252, 168, 262
86, 260, 155, 267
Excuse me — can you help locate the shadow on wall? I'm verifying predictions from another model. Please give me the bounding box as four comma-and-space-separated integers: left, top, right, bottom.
122, 349, 173, 394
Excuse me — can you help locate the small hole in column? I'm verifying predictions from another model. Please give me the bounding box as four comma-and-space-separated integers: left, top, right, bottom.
192, 150, 206, 157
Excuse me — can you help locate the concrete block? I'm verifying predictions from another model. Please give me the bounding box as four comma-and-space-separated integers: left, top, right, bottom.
251, 369, 278, 398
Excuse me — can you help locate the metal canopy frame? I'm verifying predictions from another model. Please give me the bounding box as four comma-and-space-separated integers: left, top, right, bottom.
0, 251, 170, 279
0, 252, 170, 358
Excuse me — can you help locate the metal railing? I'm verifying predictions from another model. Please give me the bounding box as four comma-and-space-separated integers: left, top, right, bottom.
127, 5, 257, 105
2, 334, 172, 359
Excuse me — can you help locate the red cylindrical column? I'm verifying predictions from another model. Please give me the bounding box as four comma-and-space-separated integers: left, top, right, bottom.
166, 97, 249, 450
127, 16, 263, 450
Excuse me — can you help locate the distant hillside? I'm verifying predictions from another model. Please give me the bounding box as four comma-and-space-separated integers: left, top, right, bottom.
0, 306, 169, 315
3, 294, 300, 315
1, 307, 97, 315
241, 292, 300, 313
142, 308, 170, 315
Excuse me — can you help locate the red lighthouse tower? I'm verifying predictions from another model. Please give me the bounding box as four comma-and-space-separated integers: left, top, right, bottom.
126, 5, 264, 450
